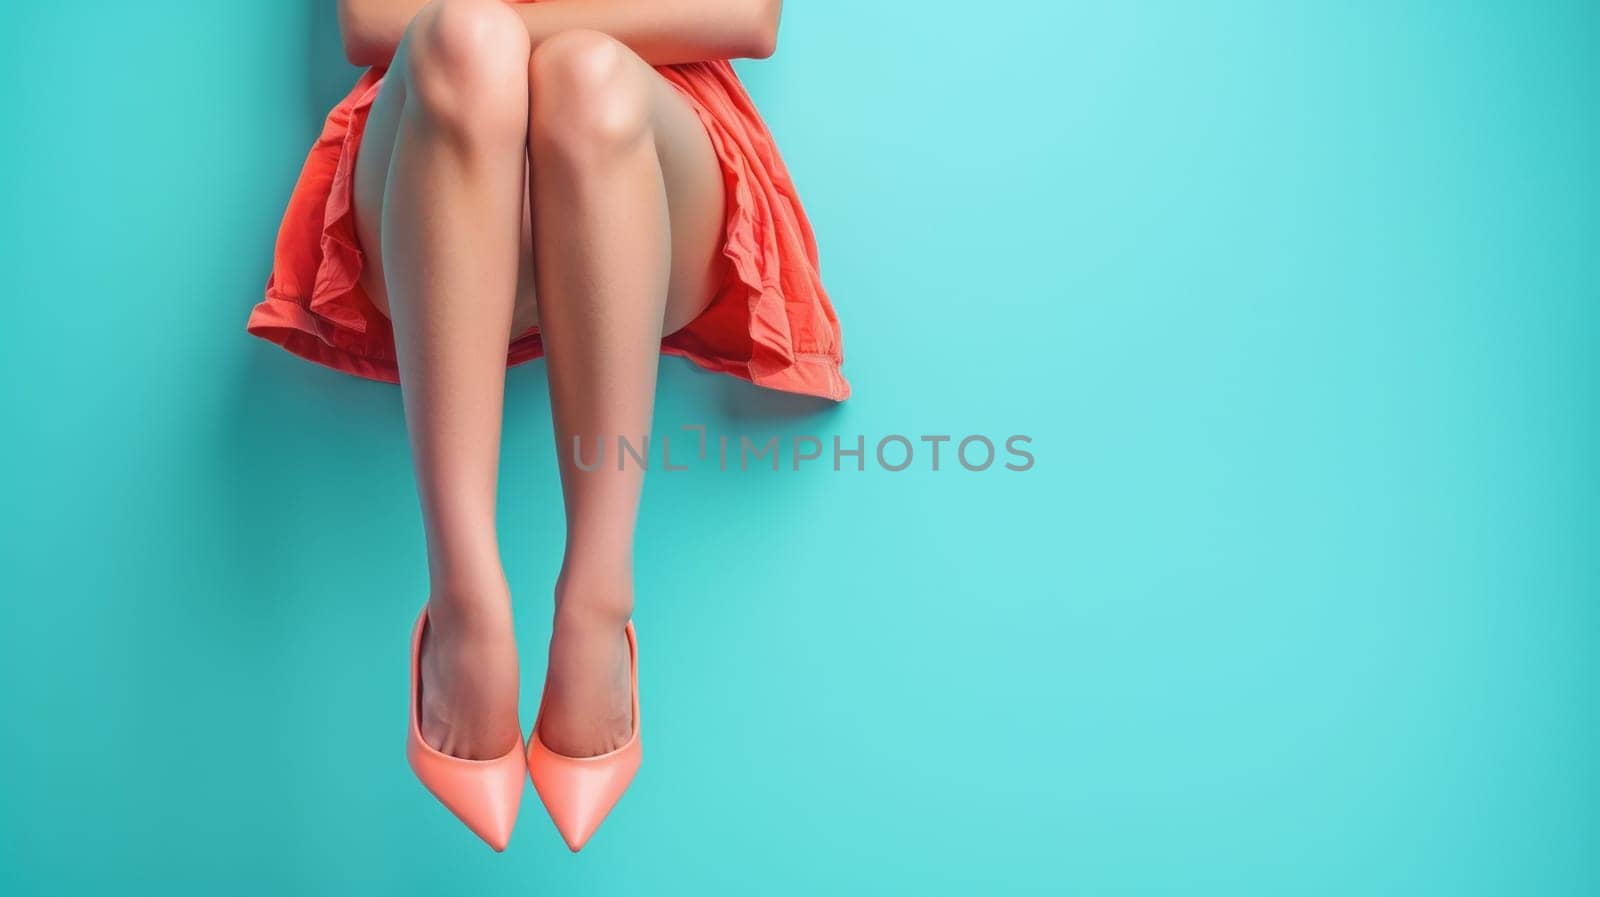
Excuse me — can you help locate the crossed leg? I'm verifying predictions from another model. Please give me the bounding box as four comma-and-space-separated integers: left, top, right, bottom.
352, 0, 728, 760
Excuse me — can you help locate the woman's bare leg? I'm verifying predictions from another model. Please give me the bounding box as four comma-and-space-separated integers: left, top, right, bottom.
351, 0, 531, 761
525, 30, 729, 757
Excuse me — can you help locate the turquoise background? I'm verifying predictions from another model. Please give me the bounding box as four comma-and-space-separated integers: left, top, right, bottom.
3, 1, 1596, 893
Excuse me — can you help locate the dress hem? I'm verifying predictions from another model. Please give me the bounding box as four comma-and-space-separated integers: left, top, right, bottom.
246, 294, 850, 401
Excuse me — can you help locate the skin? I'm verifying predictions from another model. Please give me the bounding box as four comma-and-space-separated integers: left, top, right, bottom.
340, 0, 780, 760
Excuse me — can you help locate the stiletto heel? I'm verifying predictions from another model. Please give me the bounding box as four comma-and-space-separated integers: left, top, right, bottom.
406, 608, 526, 851
525, 620, 642, 852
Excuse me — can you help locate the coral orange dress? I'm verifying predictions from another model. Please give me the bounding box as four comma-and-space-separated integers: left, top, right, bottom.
246, 53, 849, 402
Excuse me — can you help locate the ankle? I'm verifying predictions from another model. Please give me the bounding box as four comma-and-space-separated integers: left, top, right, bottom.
428, 572, 513, 629
552, 569, 634, 630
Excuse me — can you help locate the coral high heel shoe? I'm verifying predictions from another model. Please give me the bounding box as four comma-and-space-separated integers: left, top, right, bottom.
526, 621, 642, 852
406, 608, 526, 851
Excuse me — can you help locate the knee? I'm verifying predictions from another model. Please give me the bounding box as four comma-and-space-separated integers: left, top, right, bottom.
528, 30, 651, 160
402, 0, 529, 136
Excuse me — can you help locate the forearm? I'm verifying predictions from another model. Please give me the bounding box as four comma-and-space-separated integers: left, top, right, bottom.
515, 0, 777, 65
339, 0, 780, 69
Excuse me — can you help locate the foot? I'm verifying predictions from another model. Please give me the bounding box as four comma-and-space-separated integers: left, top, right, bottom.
537, 576, 634, 758
419, 581, 522, 761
